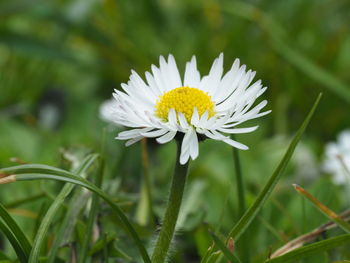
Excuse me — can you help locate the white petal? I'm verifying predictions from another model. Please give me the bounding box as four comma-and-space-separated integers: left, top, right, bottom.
117, 127, 153, 140
168, 108, 178, 127
130, 70, 157, 100
156, 131, 177, 144
189, 130, 199, 160
125, 136, 143, 146
180, 131, 192, 164
204, 130, 248, 150
178, 112, 190, 130
99, 98, 118, 123
197, 110, 209, 128
180, 150, 190, 165
217, 126, 258, 134
167, 54, 182, 88
200, 53, 224, 93
202, 116, 217, 129
215, 65, 248, 104
184, 56, 200, 88
145, 71, 163, 96
222, 137, 249, 150
203, 130, 221, 140
191, 107, 200, 126
215, 71, 260, 112
212, 62, 240, 101
152, 64, 167, 93
141, 128, 168, 137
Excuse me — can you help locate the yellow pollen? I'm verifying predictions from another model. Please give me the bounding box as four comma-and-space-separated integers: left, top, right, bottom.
155, 86, 215, 122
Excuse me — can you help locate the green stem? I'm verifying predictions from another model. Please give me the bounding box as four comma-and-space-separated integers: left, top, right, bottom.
151, 142, 189, 263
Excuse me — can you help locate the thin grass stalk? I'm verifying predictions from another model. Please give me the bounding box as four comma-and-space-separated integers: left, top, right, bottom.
293, 184, 350, 233
141, 138, 155, 226
271, 209, 350, 258
227, 94, 322, 242
78, 157, 105, 263
78, 130, 107, 263
231, 134, 249, 262
231, 135, 246, 215
266, 234, 350, 263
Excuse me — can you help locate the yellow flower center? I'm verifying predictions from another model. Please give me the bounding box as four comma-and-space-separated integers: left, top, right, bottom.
155, 86, 215, 122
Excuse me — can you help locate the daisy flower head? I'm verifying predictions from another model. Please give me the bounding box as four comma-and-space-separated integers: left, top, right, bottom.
111, 53, 270, 164
323, 130, 350, 185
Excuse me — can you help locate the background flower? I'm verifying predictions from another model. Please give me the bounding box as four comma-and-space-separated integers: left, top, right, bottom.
323, 130, 350, 185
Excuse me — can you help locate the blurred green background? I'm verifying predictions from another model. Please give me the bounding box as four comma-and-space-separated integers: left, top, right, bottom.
1, 0, 350, 262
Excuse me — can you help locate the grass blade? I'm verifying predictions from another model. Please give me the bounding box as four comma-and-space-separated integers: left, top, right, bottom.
266, 234, 350, 263
0, 203, 32, 256
293, 184, 350, 233
210, 232, 241, 263
271, 209, 350, 258
78, 157, 105, 263
29, 154, 99, 263
0, 169, 151, 262
200, 243, 216, 263
227, 94, 322, 242
0, 219, 27, 263
223, 2, 350, 104
5, 193, 46, 208
231, 134, 249, 262
47, 188, 90, 263
29, 183, 75, 263
0, 163, 73, 177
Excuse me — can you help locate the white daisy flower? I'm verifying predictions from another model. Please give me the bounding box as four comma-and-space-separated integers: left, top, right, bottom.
323, 130, 350, 185
110, 54, 270, 164
99, 98, 120, 124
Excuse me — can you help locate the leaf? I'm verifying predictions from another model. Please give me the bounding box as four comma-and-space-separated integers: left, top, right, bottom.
47, 190, 90, 263
224, 2, 350, 104
206, 251, 222, 263
78, 156, 105, 263
293, 184, 350, 233
0, 220, 27, 263
1, 164, 151, 263
227, 94, 322, 241
0, 163, 74, 177
266, 234, 350, 263
88, 233, 115, 256
0, 30, 79, 63
200, 243, 216, 263
29, 154, 99, 263
0, 203, 32, 257
210, 232, 241, 263
5, 193, 46, 208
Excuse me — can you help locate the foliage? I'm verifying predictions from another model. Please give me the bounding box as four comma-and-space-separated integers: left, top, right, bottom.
1, 0, 350, 262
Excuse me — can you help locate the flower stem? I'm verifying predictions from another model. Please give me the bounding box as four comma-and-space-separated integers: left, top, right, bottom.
151, 142, 189, 263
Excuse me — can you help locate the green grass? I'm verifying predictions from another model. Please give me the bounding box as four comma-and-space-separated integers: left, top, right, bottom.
1, 0, 350, 262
